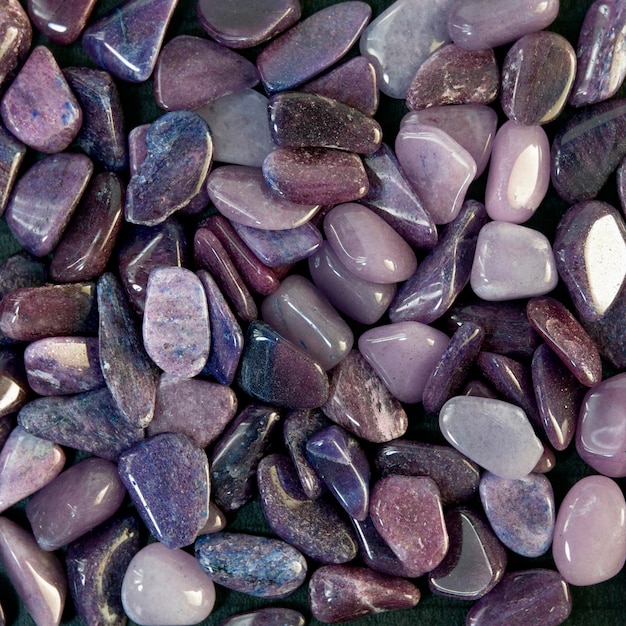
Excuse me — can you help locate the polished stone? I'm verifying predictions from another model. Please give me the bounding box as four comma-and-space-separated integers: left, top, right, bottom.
0, 348, 30, 416
462, 379, 499, 399
0, 124, 26, 216
28, 0, 96, 44
197, 502, 227, 535
0, 0, 31, 90
533, 447, 557, 474
220, 608, 305, 626
0, 252, 47, 305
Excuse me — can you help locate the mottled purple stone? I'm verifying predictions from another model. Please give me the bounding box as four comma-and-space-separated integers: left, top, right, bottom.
309, 564, 420, 623
0, 252, 47, 305
66, 513, 141, 626
466, 569, 572, 626
154, 35, 259, 111
118, 433, 210, 549
0, 0, 32, 90
257, 453, 358, 563
5, 153, 93, 257
63, 67, 128, 171
209, 404, 281, 511
257, 2, 371, 93
220, 608, 305, 626
0, 348, 29, 416
0, 124, 26, 216
406, 44, 499, 110
1, 45, 82, 153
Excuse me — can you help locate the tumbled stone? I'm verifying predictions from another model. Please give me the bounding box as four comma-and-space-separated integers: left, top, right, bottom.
0, 348, 29, 416
0, 253, 47, 307
533, 447, 557, 473
0, 0, 31, 90
257, 2, 371, 93
198, 502, 227, 535
370, 475, 448, 577
462, 379, 498, 399
309, 564, 420, 623
221, 608, 305, 626
122, 542, 215, 626
1, 46, 82, 153
0, 124, 26, 216
196, 532, 307, 598
440, 396, 544, 479
5, 153, 93, 257
257, 453, 358, 563
28, 0, 97, 44
322, 350, 407, 443
406, 44, 499, 110
553, 475, 626, 585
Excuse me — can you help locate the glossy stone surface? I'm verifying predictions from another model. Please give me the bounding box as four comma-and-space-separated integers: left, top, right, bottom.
26, 457, 126, 551
501, 31, 575, 125
440, 396, 544, 479
221, 608, 305, 626
370, 475, 448, 577
0, 348, 30, 417
396, 123, 476, 224
485, 122, 550, 223
471, 221, 558, 300
322, 350, 408, 443
553, 475, 626, 585
238, 321, 329, 409
359, 322, 449, 404
466, 569, 572, 626
29, 1, 97, 44
1, 45, 82, 153
406, 44, 498, 110
0, 426, 65, 513
122, 542, 215, 626
5, 153, 93, 257
118, 433, 210, 549
154, 35, 258, 111
360, 0, 456, 99
0, 0, 31, 90
196, 532, 307, 598
257, 2, 371, 93
0, 124, 26, 216
0, 516, 66, 626
390, 199, 488, 324
429, 507, 507, 601
197, 502, 227, 535
309, 565, 420, 623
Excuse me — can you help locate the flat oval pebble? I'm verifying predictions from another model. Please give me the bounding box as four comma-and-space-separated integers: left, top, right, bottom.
27, 0, 97, 45
0, 0, 31, 89
196, 532, 307, 598
221, 608, 305, 626
122, 542, 215, 626
439, 396, 544, 479
553, 475, 626, 585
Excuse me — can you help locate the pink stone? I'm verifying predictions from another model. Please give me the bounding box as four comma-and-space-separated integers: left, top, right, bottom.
553, 475, 626, 586
359, 322, 449, 404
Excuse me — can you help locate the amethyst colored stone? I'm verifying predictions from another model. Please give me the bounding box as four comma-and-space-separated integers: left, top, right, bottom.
28, 0, 97, 44
501, 31, 575, 125
220, 608, 305, 626
308, 242, 397, 325
570, 0, 626, 107
0, 516, 66, 626
422, 323, 485, 414
154, 35, 259, 111
82, 0, 178, 82
63, 67, 128, 171
97, 272, 159, 428
257, 2, 371, 93
196, 532, 307, 598
50, 172, 124, 283
263, 148, 369, 205
197, 0, 300, 48
466, 569, 572, 626
128, 123, 149, 176
0, 124, 26, 216
26, 457, 126, 551
0, 0, 31, 90
118, 433, 210, 549
531, 344, 583, 452
0, 282, 98, 342
5, 153, 93, 257
370, 475, 448, 577
389, 199, 488, 324
0, 252, 47, 304
197, 270, 244, 386
238, 321, 329, 409
361, 143, 437, 249
66, 513, 141, 626
406, 44, 499, 110
322, 350, 407, 443
0, 45, 82, 153
209, 404, 281, 511
448, 0, 559, 50
257, 453, 358, 563
533, 447, 557, 474
309, 564, 420, 623
0, 426, 65, 513
0, 348, 29, 416
17, 387, 144, 461
462, 379, 498, 399
396, 123, 476, 224
24, 337, 104, 396
429, 507, 507, 601
125, 111, 212, 226
551, 99, 626, 203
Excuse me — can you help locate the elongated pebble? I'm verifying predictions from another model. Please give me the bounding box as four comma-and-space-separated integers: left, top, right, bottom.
0, 0, 31, 90
0, 125, 26, 216
220, 608, 305, 626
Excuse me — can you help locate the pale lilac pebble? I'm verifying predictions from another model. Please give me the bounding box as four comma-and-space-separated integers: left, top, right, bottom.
485, 121, 550, 223
197, 502, 227, 536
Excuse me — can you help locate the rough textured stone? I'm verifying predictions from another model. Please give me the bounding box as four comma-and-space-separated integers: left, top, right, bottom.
0, 0, 32, 90
0, 124, 26, 216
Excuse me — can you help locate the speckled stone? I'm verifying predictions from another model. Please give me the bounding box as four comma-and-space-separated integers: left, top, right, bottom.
257, 453, 358, 564
0, 0, 31, 90
0, 348, 30, 416
0, 124, 26, 216
0, 253, 47, 306
220, 608, 305, 626
196, 532, 307, 598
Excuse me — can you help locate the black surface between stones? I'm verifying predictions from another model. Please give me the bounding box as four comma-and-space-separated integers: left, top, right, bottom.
1, 0, 625, 625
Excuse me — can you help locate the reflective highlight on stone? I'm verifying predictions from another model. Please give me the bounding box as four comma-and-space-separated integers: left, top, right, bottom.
220, 608, 305, 626
0, 348, 30, 417
0, 124, 26, 216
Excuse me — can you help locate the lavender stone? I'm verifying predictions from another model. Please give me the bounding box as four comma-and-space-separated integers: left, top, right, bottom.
27, 0, 97, 44
0, 124, 26, 216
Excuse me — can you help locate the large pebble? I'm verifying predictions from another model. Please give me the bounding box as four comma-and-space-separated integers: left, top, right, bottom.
27, 0, 97, 45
